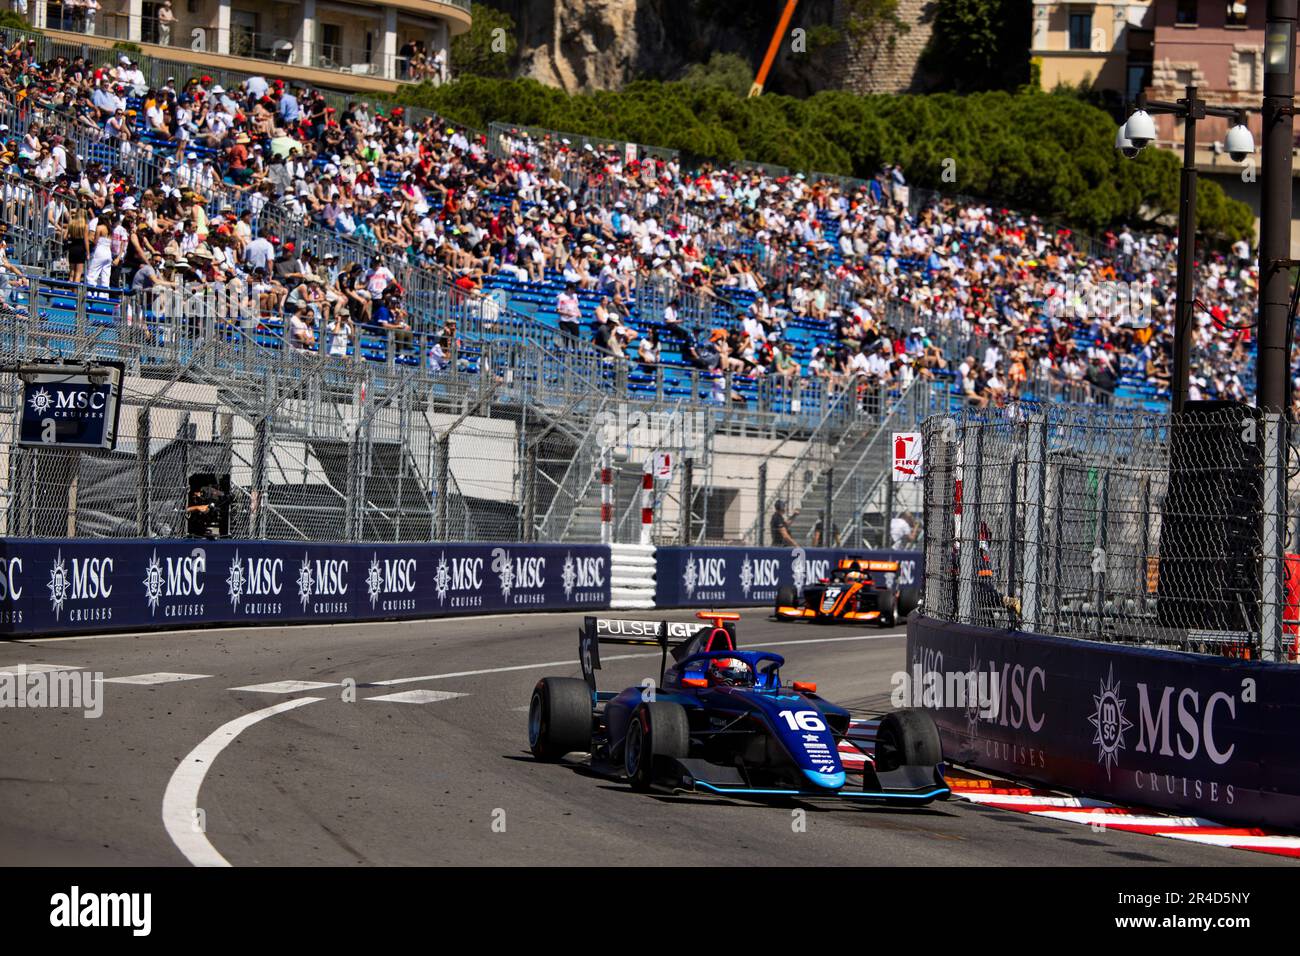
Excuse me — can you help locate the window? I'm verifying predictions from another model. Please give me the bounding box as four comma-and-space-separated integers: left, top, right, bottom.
1126, 63, 1152, 102
1175, 0, 1198, 24
320, 23, 342, 67
1069, 10, 1093, 50
1226, 0, 1247, 25
1237, 50, 1259, 88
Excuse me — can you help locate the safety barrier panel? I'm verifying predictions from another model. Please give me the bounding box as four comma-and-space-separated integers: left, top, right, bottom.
0, 539, 611, 636
0, 537, 924, 636
907, 614, 1300, 830
654, 546, 923, 609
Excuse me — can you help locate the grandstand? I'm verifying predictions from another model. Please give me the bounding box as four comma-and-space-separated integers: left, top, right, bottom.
0, 23, 1269, 545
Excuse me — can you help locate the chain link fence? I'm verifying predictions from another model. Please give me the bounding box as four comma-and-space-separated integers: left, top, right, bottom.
920, 403, 1295, 661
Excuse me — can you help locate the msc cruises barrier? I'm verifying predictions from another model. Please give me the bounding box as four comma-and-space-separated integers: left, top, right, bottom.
653, 546, 922, 608
0, 537, 926, 635
907, 614, 1300, 830
0, 539, 613, 635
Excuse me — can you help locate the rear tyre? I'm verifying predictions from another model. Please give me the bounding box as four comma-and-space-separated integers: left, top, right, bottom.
873, 708, 942, 772
624, 701, 690, 791
775, 584, 798, 615
897, 586, 920, 619
877, 590, 897, 628
528, 677, 592, 761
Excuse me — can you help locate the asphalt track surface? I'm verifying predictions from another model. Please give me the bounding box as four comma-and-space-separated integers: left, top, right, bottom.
0, 611, 1291, 867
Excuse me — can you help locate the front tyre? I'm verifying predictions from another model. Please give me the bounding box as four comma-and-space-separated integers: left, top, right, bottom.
528, 677, 592, 761
873, 708, 942, 772
775, 584, 798, 617
624, 701, 689, 790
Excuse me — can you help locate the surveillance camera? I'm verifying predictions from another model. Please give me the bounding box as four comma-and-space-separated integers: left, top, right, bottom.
1115, 125, 1141, 159
1225, 123, 1254, 163
1124, 109, 1156, 150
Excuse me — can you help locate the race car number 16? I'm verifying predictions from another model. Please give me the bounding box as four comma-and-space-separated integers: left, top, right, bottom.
778, 710, 826, 732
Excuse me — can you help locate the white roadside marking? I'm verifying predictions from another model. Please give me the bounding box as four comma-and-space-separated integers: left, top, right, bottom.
0, 663, 82, 674
99, 672, 210, 685
162, 696, 324, 867
957, 792, 1116, 809
230, 680, 339, 694
365, 689, 468, 704
369, 652, 656, 687
371, 634, 898, 687
1166, 833, 1300, 850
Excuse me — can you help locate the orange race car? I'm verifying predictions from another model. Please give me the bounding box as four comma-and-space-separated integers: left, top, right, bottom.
774, 557, 915, 627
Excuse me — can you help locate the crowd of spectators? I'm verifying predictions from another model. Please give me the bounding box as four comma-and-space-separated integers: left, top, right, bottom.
0, 29, 1276, 411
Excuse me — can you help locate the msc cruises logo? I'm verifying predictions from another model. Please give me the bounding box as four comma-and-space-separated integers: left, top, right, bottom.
28, 386, 53, 416
434, 552, 451, 605
1088, 664, 1134, 779
366, 555, 384, 609
561, 553, 576, 600
226, 552, 245, 610
47, 550, 71, 619
296, 554, 314, 612
142, 551, 164, 613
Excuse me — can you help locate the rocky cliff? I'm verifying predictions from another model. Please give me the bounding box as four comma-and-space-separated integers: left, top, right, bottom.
480, 0, 928, 94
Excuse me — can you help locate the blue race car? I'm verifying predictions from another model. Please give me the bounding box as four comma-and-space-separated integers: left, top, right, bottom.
526, 611, 949, 805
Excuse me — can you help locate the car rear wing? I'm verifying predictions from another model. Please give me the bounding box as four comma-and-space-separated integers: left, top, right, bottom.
837, 558, 900, 573
580, 613, 739, 691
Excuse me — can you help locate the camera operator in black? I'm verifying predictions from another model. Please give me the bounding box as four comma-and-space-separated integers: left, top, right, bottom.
186, 483, 226, 539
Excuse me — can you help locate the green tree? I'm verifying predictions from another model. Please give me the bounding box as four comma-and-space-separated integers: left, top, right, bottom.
679, 52, 754, 98
450, 2, 518, 79
921, 0, 1031, 92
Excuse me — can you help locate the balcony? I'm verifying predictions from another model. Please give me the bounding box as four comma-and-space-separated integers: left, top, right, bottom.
27, 0, 470, 93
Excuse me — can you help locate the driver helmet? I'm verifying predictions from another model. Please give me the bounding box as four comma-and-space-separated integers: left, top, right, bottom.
708, 657, 754, 687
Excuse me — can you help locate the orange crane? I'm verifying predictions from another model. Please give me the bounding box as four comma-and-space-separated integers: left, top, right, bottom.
748, 0, 801, 97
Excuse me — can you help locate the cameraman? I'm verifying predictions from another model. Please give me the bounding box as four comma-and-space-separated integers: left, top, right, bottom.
186, 483, 226, 539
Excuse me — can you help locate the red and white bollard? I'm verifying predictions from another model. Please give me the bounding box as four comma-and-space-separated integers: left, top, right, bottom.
599, 447, 613, 545
639, 459, 655, 546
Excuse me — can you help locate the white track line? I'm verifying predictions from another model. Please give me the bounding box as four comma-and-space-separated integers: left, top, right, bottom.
230, 680, 339, 694
10, 618, 907, 645
162, 697, 323, 867
366, 689, 467, 704
372, 634, 899, 687
99, 672, 210, 685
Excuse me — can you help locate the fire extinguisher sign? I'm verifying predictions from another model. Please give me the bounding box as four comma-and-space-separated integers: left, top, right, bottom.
892, 432, 923, 482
